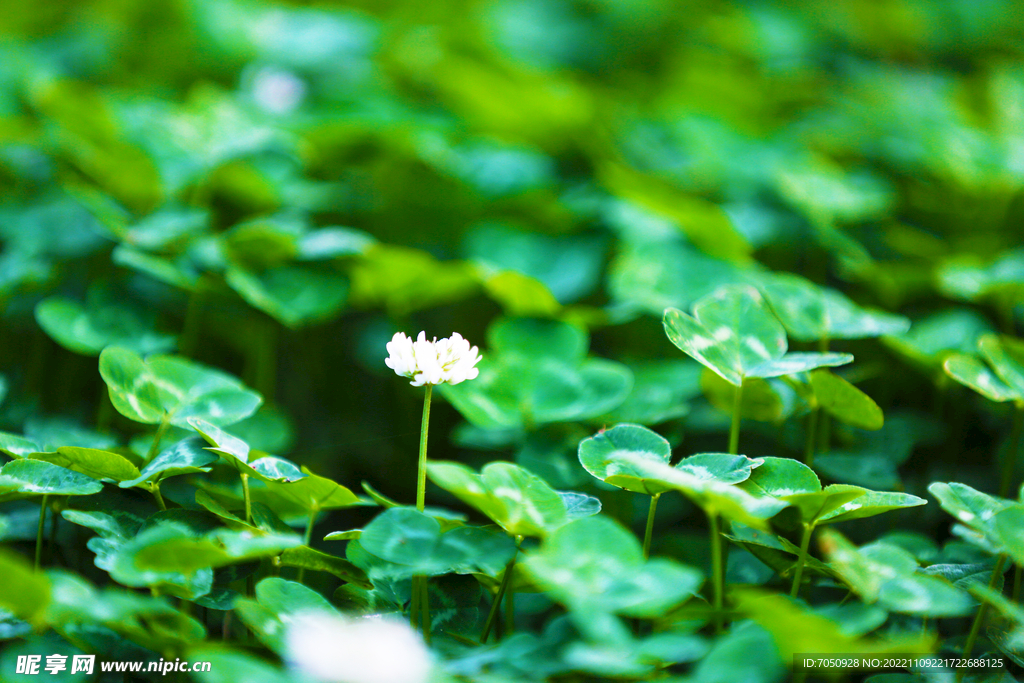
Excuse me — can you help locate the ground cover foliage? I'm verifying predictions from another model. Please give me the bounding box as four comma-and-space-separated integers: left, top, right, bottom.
2, 0, 1024, 681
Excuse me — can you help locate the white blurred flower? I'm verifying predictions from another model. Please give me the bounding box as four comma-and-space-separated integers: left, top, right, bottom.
286, 612, 431, 683
385, 331, 481, 387
251, 65, 306, 115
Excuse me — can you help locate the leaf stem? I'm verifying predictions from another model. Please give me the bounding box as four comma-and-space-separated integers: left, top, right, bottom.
728, 382, 743, 454
151, 484, 167, 511
790, 523, 814, 598
241, 474, 252, 525
482, 553, 518, 643
643, 493, 660, 560
147, 416, 171, 462
420, 576, 431, 645
999, 404, 1024, 498
804, 408, 819, 468
298, 506, 318, 584
35, 495, 48, 571
708, 512, 724, 634
961, 553, 1006, 670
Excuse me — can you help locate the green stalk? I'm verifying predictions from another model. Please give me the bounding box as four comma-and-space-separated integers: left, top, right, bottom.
420, 577, 431, 645
416, 385, 433, 512
999, 404, 1024, 498
804, 408, 819, 468
35, 495, 48, 571
643, 494, 661, 560
482, 554, 517, 643
241, 474, 252, 525
48, 502, 59, 565
410, 576, 420, 630
961, 554, 1007, 671
505, 576, 514, 636
728, 382, 744, 455
1013, 565, 1022, 603
298, 506, 318, 583
790, 523, 814, 598
817, 337, 831, 454
412, 385, 434, 639
708, 512, 724, 634
147, 417, 171, 462
151, 484, 167, 511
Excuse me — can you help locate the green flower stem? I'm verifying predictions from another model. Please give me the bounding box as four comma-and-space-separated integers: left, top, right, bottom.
241, 474, 252, 525
411, 385, 434, 640
728, 382, 743, 455
297, 505, 318, 584
482, 552, 518, 643
790, 522, 814, 599
410, 577, 420, 630
961, 553, 1006, 669
642, 493, 661, 560
804, 408, 819, 468
48, 502, 59, 565
34, 495, 48, 571
417, 385, 433, 512
998, 403, 1024, 498
708, 512, 724, 634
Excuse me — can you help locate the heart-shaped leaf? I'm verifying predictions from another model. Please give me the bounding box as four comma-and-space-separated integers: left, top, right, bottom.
427, 461, 569, 537
522, 516, 703, 618
820, 530, 973, 617
118, 438, 218, 489
664, 285, 852, 386
0, 460, 104, 500
30, 447, 141, 482
35, 296, 176, 356
359, 507, 516, 578
188, 419, 305, 483
99, 348, 262, 428
943, 354, 1019, 402
578, 424, 673, 495
225, 265, 348, 328
817, 492, 927, 525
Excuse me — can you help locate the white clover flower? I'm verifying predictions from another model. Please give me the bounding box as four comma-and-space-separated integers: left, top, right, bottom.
285, 612, 432, 683
385, 331, 481, 386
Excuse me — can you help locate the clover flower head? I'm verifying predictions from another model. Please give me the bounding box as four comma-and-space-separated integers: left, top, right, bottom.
285, 612, 431, 683
385, 331, 481, 386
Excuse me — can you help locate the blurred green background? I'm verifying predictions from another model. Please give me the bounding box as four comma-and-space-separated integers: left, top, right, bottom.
3, 0, 1024, 561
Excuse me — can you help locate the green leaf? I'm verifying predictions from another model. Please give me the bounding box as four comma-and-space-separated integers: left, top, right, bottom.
817, 492, 928, 525
600, 360, 701, 425
675, 453, 760, 485
884, 308, 994, 369
99, 348, 262, 427
225, 265, 348, 328
188, 419, 304, 483
989, 505, 1024, 566
276, 546, 372, 588
250, 466, 362, 518
613, 453, 787, 529
733, 588, 932, 661
483, 270, 562, 317
664, 285, 850, 387
578, 424, 673, 495
118, 438, 218, 489
740, 457, 867, 525
978, 334, 1024, 397
810, 369, 884, 430
0, 548, 50, 627
523, 516, 703, 618
557, 491, 602, 521
820, 530, 974, 616
36, 296, 177, 357
427, 461, 569, 536
359, 507, 516, 578
30, 447, 141, 482
943, 353, 1019, 402
928, 482, 1012, 529
0, 459, 104, 499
